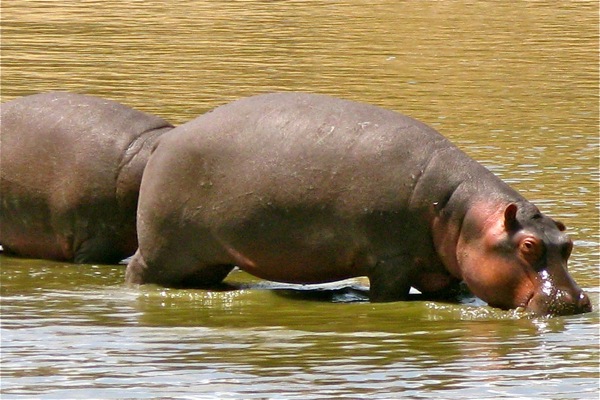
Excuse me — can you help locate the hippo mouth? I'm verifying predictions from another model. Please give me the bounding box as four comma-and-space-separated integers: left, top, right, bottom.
520, 292, 536, 314
522, 288, 592, 316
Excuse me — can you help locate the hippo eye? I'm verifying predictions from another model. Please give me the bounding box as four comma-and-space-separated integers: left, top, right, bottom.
521, 239, 536, 251
519, 238, 543, 265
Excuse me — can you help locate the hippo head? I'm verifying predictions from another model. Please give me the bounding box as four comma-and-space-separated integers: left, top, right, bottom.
456, 201, 592, 316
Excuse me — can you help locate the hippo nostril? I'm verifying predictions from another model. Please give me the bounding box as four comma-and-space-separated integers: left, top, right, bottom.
543, 289, 593, 316
577, 292, 592, 313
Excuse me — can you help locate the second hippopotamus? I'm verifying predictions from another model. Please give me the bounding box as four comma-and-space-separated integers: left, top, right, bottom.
0, 92, 174, 263
126, 92, 591, 316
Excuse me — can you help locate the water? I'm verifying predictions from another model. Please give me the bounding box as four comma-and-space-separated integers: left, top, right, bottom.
1, 1, 598, 398
2, 262, 598, 399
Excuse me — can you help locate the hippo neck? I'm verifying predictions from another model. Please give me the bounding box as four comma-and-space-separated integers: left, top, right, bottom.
430, 168, 526, 280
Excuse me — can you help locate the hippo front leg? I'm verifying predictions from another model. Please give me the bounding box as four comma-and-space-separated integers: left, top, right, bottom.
367, 254, 414, 302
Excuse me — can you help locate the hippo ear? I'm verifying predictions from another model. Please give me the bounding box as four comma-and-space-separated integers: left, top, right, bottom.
555, 220, 567, 231
503, 203, 519, 231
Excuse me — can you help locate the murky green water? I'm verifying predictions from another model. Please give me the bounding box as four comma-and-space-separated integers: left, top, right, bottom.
1, 1, 598, 398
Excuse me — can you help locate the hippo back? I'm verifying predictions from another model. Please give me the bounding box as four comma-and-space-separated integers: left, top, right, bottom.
153, 92, 516, 220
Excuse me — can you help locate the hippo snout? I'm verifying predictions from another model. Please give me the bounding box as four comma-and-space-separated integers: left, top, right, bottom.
528, 288, 592, 316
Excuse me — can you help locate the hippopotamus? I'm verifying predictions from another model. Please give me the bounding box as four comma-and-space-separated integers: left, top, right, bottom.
0, 92, 174, 263
126, 92, 591, 316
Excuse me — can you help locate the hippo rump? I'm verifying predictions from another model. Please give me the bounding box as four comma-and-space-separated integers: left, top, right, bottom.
0, 92, 174, 263
126, 92, 591, 316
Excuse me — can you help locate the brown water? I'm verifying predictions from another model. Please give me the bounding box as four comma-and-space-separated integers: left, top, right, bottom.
1, 1, 599, 399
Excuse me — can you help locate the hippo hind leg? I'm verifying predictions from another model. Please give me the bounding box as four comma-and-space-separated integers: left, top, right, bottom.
125, 249, 234, 288
125, 250, 152, 284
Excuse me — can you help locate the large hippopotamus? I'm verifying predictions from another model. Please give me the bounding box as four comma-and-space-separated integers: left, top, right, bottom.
126, 92, 591, 316
0, 92, 174, 263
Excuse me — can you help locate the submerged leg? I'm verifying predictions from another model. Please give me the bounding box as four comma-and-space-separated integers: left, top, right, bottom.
125, 249, 235, 288
368, 255, 413, 302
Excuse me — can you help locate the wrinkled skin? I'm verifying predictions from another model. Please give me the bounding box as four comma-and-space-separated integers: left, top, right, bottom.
126, 92, 591, 316
0, 92, 174, 263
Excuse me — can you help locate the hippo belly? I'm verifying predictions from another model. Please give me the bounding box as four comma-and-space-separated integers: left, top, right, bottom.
0, 92, 174, 263
126, 92, 591, 316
